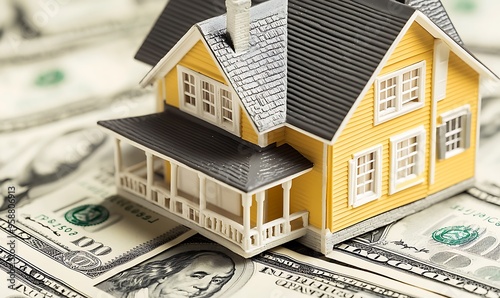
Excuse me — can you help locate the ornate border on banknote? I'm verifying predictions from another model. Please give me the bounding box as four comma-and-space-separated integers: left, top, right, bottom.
0, 217, 190, 279
334, 233, 500, 298
0, 246, 88, 297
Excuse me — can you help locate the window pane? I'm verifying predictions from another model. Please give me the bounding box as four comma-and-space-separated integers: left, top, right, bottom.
182, 73, 196, 107
201, 81, 216, 116
377, 62, 424, 122
444, 115, 465, 154
355, 150, 377, 197
401, 68, 420, 105
221, 89, 233, 124
395, 135, 419, 182
379, 77, 397, 114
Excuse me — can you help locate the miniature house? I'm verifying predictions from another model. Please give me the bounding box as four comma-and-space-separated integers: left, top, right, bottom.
98, 0, 497, 257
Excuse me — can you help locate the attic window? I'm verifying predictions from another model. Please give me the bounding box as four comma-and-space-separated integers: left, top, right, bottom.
177, 65, 240, 136
375, 61, 426, 125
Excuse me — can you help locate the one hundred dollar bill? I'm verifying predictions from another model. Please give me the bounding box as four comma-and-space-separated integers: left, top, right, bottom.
95, 236, 444, 298
328, 190, 500, 298
0, 167, 195, 286
14, 0, 166, 36
0, 32, 154, 133
0, 0, 165, 61
0, 235, 87, 298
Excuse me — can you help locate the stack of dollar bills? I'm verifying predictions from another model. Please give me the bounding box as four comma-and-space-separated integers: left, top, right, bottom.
1, 0, 500, 297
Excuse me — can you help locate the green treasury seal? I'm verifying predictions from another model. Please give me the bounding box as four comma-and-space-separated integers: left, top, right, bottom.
64, 204, 110, 226
432, 225, 479, 246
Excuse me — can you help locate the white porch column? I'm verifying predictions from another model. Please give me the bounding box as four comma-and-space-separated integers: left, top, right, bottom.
256, 191, 265, 246
113, 139, 122, 186
282, 180, 292, 233
146, 152, 153, 201
242, 194, 252, 250
170, 163, 178, 210
198, 174, 206, 225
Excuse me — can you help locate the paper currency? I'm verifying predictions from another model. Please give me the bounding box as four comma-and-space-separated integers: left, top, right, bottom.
328, 191, 500, 298
0, 230, 122, 298
0, 34, 153, 132
0, 0, 166, 61
0, 241, 86, 298
0, 126, 110, 210
441, 0, 500, 49
0, 167, 195, 287
477, 95, 500, 184
95, 236, 444, 298
14, 0, 166, 36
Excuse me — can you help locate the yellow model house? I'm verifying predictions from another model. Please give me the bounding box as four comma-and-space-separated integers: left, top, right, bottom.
98, 0, 497, 257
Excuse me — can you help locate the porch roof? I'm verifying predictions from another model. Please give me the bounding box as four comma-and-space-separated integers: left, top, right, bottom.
98, 110, 313, 193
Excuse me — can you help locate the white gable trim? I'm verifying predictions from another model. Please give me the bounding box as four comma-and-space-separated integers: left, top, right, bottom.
328, 11, 497, 146
140, 26, 201, 87
196, 33, 261, 142
139, 26, 260, 145
413, 11, 496, 80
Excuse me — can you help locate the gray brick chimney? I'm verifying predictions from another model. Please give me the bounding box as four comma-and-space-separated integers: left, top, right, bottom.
226, 0, 251, 53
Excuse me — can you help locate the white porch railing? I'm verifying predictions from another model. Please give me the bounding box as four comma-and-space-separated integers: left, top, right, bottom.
118, 162, 308, 253
120, 160, 164, 200
203, 209, 255, 248
259, 211, 308, 245
120, 172, 147, 197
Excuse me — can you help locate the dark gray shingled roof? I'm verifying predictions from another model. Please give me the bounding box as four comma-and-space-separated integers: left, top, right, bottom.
407, 0, 462, 45
137, 0, 481, 141
135, 0, 269, 66
285, 0, 415, 140
98, 109, 312, 192
197, 0, 287, 133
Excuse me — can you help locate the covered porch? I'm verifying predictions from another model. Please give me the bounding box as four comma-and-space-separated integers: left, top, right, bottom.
98, 110, 313, 257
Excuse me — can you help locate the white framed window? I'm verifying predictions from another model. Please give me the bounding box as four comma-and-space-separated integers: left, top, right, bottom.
349, 145, 382, 208
437, 105, 472, 159
182, 72, 197, 112
221, 88, 234, 126
201, 81, 217, 122
177, 65, 240, 135
390, 127, 426, 194
375, 61, 426, 124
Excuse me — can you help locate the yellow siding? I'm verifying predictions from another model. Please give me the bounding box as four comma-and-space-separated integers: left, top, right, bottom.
164, 70, 179, 108
328, 23, 434, 232
241, 110, 259, 144
285, 128, 324, 228
161, 40, 260, 146
267, 127, 286, 146
179, 41, 225, 82
267, 185, 284, 221
164, 161, 171, 184
162, 41, 227, 107
430, 52, 479, 193
163, 40, 225, 109
250, 186, 284, 225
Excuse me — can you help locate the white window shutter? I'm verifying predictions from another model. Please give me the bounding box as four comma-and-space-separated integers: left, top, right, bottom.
433, 40, 450, 101
464, 111, 472, 149
436, 124, 447, 160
